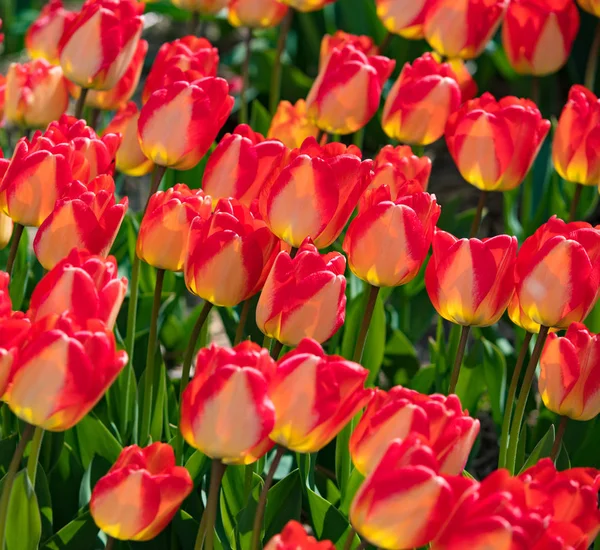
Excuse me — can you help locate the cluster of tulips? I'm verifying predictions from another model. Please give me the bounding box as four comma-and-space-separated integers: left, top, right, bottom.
0, 0, 600, 548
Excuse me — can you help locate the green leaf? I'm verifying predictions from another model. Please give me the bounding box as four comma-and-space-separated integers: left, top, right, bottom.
306, 489, 358, 548
339, 468, 364, 517
409, 365, 436, 394
220, 465, 249, 548
234, 472, 263, 549
455, 365, 486, 415
0, 434, 17, 477
48, 443, 84, 531
41, 512, 99, 550
481, 338, 507, 426
35, 467, 53, 542
73, 415, 122, 470
9, 226, 29, 310
264, 469, 302, 542
185, 450, 209, 485
519, 425, 555, 473
172, 509, 199, 550
6, 470, 41, 550
78, 456, 113, 509
249, 100, 272, 136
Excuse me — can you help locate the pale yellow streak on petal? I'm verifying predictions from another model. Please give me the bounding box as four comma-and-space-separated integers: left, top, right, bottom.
25, 66, 67, 126
531, 14, 566, 76
102, 33, 142, 90
29, 17, 64, 62
205, 138, 242, 199
377, 0, 425, 31
438, 243, 475, 325
456, 115, 499, 189
425, 0, 468, 57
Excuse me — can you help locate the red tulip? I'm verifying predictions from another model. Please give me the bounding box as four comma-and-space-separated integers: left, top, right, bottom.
268, 100, 320, 149
228, 0, 289, 28
25, 0, 76, 64
375, 0, 429, 39
265, 521, 334, 549
319, 31, 378, 69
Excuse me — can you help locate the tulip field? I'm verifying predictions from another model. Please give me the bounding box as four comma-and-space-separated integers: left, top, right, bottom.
2, 0, 600, 548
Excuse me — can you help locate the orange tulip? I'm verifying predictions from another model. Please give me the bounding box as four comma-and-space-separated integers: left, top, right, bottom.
375, 0, 429, 39
180, 342, 276, 464
578, 0, 600, 15
382, 53, 462, 146
267, 100, 320, 149
228, 0, 289, 28
270, 338, 372, 453
319, 31, 378, 69
265, 521, 334, 550
276, 0, 336, 12
306, 45, 395, 135
25, 0, 76, 64
170, 0, 227, 13
138, 184, 212, 272
90, 443, 193, 541
502, 0, 580, 76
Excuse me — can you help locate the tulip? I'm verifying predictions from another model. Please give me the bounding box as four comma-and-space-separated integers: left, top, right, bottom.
170, 0, 227, 13
0, 214, 12, 251
276, 0, 336, 12
426, 229, 517, 327
578, 0, 600, 15
306, 45, 395, 135
515, 217, 600, 329
180, 342, 276, 464
375, 0, 429, 39
203, 124, 288, 206
58, 0, 143, 91
4, 313, 128, 430
184, 198, 280, 307
28, 249, 127, 330
445, 58, 478, 102
267, 100, 320, 149
445, 93, 551, 192
507, 292, 547, 334
256, 239, 346, 346
228, 0, 289, 28
90, 443, 193, 541
553, 85, 600, 187
502, 0, 580, 76
265, 521, 334, 550
0, 74, 6, 122
138, 78, 234, 170
138, 184, 212, 272
4, 59, 69, 128
319, 31, 378, 69
33, 175, 128, 270
350, 387, 479, 476
382, 53, 461, 146
423, 0, 509, 60
260, 138, 372, 248
25, 0, 76, 64
344, 189, 440, 288
269, 339, 372, 452
0, 135, 72, 227
142, 36, 219, 103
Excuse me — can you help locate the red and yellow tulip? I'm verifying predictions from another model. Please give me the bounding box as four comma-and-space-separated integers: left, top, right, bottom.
228, 0, 289, 28
268, 100, 320, 149
25, 0, 76, 64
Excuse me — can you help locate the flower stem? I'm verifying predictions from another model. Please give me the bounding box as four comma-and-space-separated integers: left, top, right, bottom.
550, 415, 568, 462
448, 325, 470, 394
74, 88, 89, 119
498, 332, 533, 469
240, 28, 253, 125
234, 300, 251, 345
469, 191, 487, 238
5, 223, 24, 277
506, 326, 550, 474
379, 31, 392, 54
26, 427, 44, 486
250, 446, 285, 550
269, 9, 294, 113
352, 285, 380, 364
270, 340, 284, 360
195, 460, 227, 550
105, 536, 116, 550
343, 528, 357, 550
585, 19, 600, 91
569, 184, 583, 222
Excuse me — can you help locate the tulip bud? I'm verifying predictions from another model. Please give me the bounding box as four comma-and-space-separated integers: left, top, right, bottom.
5, 59, 69, 128
276, 0, 336, 12
25, 0, 76, 64
5, 313, 128, 430
382, 53, 461, 146
170, 0, 227, 14
502, 0, 580, 76
185, 198, 280, 307
90, 443, 193, 541
58, 0, 143, 91
553, 85, 600, 187
138, 78, 234, 170
265, 521, 334, 550
28, 249, 127, 330
267, 100, 320, 149
203, 124, 288, 206
578, 0, 600, 15
426, 229, 517, 327
180, 342, 276, 464
142, 37, 219, 103
228, 0, 289, 28
256, 239, 346, 346
306, 45, 395, 135
344, 189, 440, 288
515, 217, 600, 329
138, 184, 212, 272
446, 93, 551, 191
270, 339, 372, 453
376, 0, 429, 39
261, 138, 372, 248
424, 0, 509, 59
319, 31, 378, 70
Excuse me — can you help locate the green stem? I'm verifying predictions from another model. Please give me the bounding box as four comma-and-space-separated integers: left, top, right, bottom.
6, 223, 24, 277
26, 427, 44, 486
0, 423, 34, 548
448, 325, 470, 394
550, 415, 568, 462
262, 334, 272, 350
89, 108, 101, 131
498, 332, 532, 469
105, 536, 116, 550
353, 285, 380, 364
585, 19, 600, 91
250, 446, 285, 550
139, 268, 165, 445
506, 326, 550, 474
569, 184, 583, 222
270, 340, 284, 360
379, 31, 392, 54
469, 191, 487, 239
234, 300, 251, 346
352, 127, 364, 150
195, 460, 227, 550
74, 88, 88, 119
343, 528, 356, 550
269, 9, 294, 113
240, 28, 252, 125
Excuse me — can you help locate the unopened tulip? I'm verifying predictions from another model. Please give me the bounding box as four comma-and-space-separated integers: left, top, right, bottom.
256, 239, 346, 346
138, 78, 234, 170
34, 176, 128, 270
185, 199, 280, 307
344, 189, 440, 288
306, 45, 395, 135
261, 138, 372, 248
58, 0, 143, 90
383, 53, 461, 146
180, 342, 276, 464
277, 0, 336, 12
426, 229, 517, 326
265, 521, 334, 550
203, 124, 288, 206
319, 31, 378, 69
424, 0, 509, 59
351, 387, 479, 476
228, 0, 289, 28
25, 0, 76, 64
578, 0, 600, 15
90, 443, 193, 541
4, 59, 69, 128
5, 313, 128, 430
515, 217, 600, 329
267, 100, 320, 149
170, 0, 227, 13
502, 0, 580, 76
270, 339, 372, 453
376, 0, 429, 39
553, 85, 600, 187
142, 36, 219, 103
138, 184, 212, 272
446, 93, 551, 191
